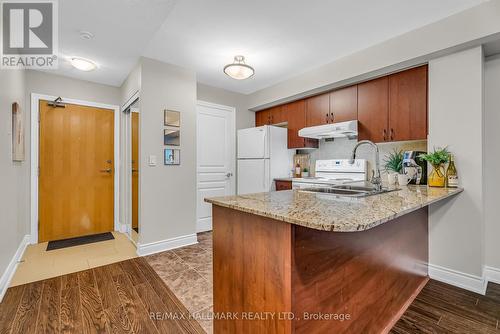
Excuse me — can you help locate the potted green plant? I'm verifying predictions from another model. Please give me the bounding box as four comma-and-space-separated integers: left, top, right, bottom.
418, 147, 450, 187
384, 149, 403, 185
302, 167, 309, 178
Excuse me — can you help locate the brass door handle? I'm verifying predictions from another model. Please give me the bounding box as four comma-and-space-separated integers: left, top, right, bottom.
100, 169, 112, 173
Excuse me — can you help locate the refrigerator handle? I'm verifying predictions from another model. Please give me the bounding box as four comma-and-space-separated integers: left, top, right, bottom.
264, 160, 269, 190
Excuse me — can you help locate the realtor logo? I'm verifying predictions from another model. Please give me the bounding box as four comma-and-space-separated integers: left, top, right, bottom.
1, 0, 58, 69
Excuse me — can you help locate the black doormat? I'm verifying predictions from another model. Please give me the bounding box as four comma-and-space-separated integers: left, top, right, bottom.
46, 232, 115, 251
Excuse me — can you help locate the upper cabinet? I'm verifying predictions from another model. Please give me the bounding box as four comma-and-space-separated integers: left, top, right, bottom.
305, 93, 330, 127
359, 65, 428, 143
388, 65, 428, 141
358, 77, 389, 143
255, 109, 270, 127
329, 86, 358, 123
255, 65, 427, 145
269, 105, 286, 125
255, 106, 285, 126
283, 100, 318, 149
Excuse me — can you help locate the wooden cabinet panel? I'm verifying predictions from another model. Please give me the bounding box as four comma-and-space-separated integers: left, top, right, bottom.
255, 110, 270, 127
330, 85, 357, 123
305, 93, 329, 127
283, 100, 318, 149
269, 105, 286, 125
389, 65, 428, 141
358, 77, 389, 143
275, 180, 292, 191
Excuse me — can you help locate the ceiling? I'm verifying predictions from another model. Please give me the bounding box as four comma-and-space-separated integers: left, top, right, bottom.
51, 0, 487, 93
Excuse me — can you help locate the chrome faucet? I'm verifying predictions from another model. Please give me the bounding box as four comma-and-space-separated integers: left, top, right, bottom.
350, 140, 382, 191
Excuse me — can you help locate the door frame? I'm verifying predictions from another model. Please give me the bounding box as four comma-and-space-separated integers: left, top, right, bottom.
196, 100, 236, 232
30, 93, 120, 244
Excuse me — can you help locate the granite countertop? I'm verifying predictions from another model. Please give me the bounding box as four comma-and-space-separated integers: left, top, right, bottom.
205, 185, 463, 232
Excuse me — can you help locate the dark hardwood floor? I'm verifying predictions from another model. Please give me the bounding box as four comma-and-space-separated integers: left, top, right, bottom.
392, 280, 500, 333
0, 257, 205, 334
2, 254, 500, 334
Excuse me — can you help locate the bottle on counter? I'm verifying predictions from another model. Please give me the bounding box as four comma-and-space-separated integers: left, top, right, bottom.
295, 163, 301, 178
446, 154, 459, 188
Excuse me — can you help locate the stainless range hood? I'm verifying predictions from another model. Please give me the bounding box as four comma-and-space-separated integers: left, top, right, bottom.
298, 120, 358, 139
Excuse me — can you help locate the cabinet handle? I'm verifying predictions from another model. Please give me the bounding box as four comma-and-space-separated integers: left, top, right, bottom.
383, 129, 387, 141
390, 128, 394, 141
325, 113, 329, 123
331, 113, 334, 123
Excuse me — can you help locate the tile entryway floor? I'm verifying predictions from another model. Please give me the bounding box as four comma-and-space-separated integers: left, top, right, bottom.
145, 232, 213, 334
11, 231, 137, 287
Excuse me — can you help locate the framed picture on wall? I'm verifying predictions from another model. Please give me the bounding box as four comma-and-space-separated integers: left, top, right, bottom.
164, 109, 180, 127
12, 102, 25, 161
164, 149, 180, 165
164, 128, 180, 146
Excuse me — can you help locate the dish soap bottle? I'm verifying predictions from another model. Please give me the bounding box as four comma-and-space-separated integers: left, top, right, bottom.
446, 154, 459, 188
295, 163, 301, 178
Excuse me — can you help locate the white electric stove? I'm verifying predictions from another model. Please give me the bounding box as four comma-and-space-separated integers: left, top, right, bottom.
292, 159, 367, 189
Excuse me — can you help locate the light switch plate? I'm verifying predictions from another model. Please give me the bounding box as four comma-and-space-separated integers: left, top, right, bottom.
148, 155, 157, 166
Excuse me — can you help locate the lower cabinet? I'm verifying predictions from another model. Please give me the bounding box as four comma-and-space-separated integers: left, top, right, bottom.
275, 180, 292, 191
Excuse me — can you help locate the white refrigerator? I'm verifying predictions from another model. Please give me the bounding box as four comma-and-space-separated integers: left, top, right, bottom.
237, 125, 293, 195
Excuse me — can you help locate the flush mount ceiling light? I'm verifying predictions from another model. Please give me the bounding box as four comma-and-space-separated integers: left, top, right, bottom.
79, 31, 94, 40
70, 57, 97, 71
223, 55, 254, 80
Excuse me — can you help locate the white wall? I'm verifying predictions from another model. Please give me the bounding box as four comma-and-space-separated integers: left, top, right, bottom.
484, 54, 500, 270
428, 46, 484, 278
246, 0, 500, 110
139, 57, 198, 245
26, 70, 121, 105
0, 69, 28, 285
197, 83, 254, 130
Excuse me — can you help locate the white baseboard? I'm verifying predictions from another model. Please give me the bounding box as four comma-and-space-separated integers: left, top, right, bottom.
136, 234, 197, 257
484, 266, 500, 285
0, 235, 30, 302
196, 219, 212, 233
428, 263, 487, 295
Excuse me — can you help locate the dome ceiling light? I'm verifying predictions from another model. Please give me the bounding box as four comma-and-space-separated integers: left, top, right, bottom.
70, 57, 97, 71
223, 55, 254, 80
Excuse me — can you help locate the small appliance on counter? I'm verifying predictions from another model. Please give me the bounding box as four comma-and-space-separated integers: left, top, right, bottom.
402, 151, 427, 185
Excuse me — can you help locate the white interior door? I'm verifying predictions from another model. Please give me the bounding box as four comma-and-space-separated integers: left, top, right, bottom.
196, 101, 236, 232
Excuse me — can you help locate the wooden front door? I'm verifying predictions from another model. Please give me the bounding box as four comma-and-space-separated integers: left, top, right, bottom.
131, 112, 139, 231
39, 100, 114, 242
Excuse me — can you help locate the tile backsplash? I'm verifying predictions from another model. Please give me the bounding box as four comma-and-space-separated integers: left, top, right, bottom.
298, 138, 428, 178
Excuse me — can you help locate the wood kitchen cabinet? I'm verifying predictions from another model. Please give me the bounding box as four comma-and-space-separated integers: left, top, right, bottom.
255, 106, 285, 126
305, 93, 330, 126
358, 77, 389, 143
283, 100, 318, 149
388, 65, 428, 141
330, 85, 358, 123
358, 65, 427, 143
256, 65, 427, 144
275, 180, 292, 191
255, 109, 270, 126
269, 105, 286, 124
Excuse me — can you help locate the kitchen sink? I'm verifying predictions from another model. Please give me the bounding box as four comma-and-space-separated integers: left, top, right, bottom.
299, 184, 398, 198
